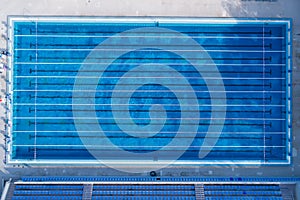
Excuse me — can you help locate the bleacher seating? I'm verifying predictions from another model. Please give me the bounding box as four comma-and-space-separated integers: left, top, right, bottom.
12, 197, 82, 200
203, 184, 283, 199
7, 177, 298, 200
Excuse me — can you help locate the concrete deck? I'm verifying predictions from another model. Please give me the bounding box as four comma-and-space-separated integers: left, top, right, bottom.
0, 0, 299, 181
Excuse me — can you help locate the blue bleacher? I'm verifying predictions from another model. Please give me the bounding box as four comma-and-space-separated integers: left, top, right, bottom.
92, 190, 195, 196
205, 197, 283, 200
204, 185, 280, 190
11, 177, 291, 200
14, 190, 83, 196
15, 185, 84, 190
91, 196, 196, 200
204, 190, 281, 196
93, 184, 194, 190
12, 196, 82, 200
203, 183, 282, 199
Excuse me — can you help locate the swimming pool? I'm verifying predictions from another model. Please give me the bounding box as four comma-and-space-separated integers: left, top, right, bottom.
7, 17, 292, 166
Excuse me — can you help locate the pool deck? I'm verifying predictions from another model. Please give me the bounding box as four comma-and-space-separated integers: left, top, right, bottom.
0, 0, 299, 182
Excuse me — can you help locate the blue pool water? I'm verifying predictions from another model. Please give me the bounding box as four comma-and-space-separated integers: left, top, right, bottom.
8, 17, 292, 164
